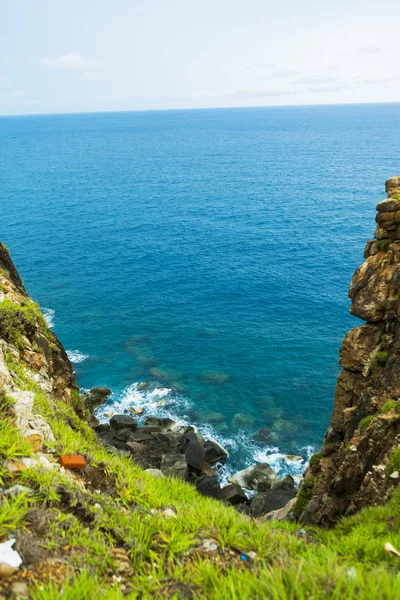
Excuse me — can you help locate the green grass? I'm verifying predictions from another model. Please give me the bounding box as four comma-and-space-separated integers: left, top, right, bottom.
3, 320, 400, 597
376, 240, 390, 252
387, 448, 400, 473
0, 297, 52, 349
373, 351, 389, 368
359, 415, 375, 433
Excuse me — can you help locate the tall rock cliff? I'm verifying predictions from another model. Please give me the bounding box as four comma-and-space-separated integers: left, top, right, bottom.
0, 242, 76, 401
299, 177, 400, 525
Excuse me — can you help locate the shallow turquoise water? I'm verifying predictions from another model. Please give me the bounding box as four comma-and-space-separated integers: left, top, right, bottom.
2, 104, 400, 475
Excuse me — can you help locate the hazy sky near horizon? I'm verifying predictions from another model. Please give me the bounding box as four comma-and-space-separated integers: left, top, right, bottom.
1, 0, 400, 115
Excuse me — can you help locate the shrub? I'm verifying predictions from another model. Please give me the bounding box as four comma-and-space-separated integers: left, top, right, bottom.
359, 415, 375, 433
376, 240, 389, 252
388, 448, 400, 473
0, 298, 50, 349
373, 351, 388, 368
381, 400, 395, 414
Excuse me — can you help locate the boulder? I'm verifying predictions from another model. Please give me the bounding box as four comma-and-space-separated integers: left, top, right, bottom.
203, 440, 228, 464
260, 497, 297, 522
84, 387, 112, 413
93, 422, 110, 433
115, 427, 139, 441
220, 483, 247, 506
185, 439, 206, 471
144, 416, 175, 431
250, 476, 296, 518
110, 415, 138, 431
196, 475, 221, 499
229, 463, 277, 491
235, 503, 251, 516
161, 454, 188, 480
128, 431, 155, 443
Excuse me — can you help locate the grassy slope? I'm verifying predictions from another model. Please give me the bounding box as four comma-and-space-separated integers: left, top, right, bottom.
2, 354, 400, 599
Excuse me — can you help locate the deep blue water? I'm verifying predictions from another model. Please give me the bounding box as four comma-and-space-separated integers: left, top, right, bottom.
2, 104, 400, 477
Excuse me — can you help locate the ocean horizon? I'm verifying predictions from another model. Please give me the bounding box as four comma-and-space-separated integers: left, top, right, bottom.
2, 102, 400, 479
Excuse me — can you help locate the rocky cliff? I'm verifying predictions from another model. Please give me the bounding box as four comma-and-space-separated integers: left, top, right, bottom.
298, 177, 400, 526
0, 242, 76, 402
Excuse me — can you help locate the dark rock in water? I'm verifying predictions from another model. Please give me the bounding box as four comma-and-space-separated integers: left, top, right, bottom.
84, 387, 112, 413
185, 439, 206, 471
200, 370, 230, 386
179, 431, 198, 451
220, 483, 247, 506
250, 476, 296, 518
229, 463, 277, 491
161, 454, 188, 480
196, 475, 221, 499
254, 427, 273, 443
172, 425, 195, 435
144, 416, 175, 431
137, 381, 152, 391
235, 503, 251, 516
93, 423, 110, 433
110, 415, 138, 431
203, 440, 228, 464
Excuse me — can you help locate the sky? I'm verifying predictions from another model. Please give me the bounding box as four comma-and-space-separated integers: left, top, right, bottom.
1, 0, 400, 115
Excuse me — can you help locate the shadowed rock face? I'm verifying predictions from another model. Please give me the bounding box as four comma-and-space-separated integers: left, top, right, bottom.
0, 243, 26, 294
299, 177, 400, 526
0, 242, 77, 400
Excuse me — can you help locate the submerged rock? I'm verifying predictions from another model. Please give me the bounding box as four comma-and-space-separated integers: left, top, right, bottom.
229, 463, 277, 492
231, 412, 256, 429
200, 370, 230, 386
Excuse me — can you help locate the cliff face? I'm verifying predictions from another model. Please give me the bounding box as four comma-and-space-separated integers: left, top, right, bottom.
299, 177, 400, 526
0, 242, 76, 401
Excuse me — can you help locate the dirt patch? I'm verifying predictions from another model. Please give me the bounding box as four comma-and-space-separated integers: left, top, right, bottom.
79, 464, 117, 496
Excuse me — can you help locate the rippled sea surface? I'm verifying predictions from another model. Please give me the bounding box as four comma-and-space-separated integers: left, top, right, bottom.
2, 104, 400, 476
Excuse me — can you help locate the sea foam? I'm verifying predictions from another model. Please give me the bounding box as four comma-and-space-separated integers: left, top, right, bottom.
95, 382, 312, 483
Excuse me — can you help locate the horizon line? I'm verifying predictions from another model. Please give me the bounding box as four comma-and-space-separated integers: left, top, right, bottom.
1, 99, 400, 119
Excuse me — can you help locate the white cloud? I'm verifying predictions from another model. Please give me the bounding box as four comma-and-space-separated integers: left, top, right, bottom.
40, 52, 93, 69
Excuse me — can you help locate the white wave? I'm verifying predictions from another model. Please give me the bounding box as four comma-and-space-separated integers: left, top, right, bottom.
67, 350, 88, 364
43, 307, 55, 328
94, 381, 313, 484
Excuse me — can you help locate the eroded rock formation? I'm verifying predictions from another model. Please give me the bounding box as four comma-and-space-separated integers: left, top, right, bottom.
298, 177, 400, 525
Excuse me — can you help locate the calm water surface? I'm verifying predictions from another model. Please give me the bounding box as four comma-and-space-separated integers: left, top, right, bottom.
2, 104, 400, 476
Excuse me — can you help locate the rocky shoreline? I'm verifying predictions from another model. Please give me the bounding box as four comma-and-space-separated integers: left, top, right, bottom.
86, 386, 299, 520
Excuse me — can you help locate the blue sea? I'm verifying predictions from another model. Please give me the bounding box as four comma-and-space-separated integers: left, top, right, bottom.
2, 104, 400, 479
